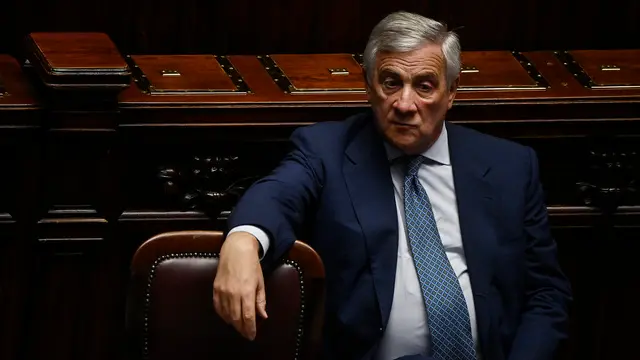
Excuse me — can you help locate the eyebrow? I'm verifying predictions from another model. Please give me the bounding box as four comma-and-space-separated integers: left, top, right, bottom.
378, 69, 439, 79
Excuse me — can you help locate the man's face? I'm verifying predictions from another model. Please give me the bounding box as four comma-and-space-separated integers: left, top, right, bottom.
366, 43, 458, 155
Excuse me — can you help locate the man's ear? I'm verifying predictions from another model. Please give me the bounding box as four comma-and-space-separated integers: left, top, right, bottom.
447, 76, 460, 109
363, 69, 375, 102
449, 75, 460, 93
363, 69, 371, 92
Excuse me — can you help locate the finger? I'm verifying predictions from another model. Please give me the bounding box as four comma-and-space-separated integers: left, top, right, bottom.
229, 291, 245, 336
214, 286, 232, 325
241, 291, 257, 340
256, 275, 268, 319
213, 290, 223, 319
217, 289, 233, 325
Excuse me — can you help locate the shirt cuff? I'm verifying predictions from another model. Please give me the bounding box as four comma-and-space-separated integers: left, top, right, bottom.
228, 225, 270, 260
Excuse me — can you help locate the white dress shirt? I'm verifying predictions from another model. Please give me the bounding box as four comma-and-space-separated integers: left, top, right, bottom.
228, 123, 479, 360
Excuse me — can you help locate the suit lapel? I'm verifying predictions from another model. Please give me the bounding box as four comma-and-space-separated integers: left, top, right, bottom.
447, 122, 497, 355
343, 120, 398, 329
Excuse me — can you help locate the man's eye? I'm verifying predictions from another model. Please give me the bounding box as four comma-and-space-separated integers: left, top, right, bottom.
382, 79, 399, 88
418, 83, 433, 91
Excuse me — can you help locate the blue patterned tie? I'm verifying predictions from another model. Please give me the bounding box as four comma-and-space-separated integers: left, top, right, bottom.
403, 155, 476, 360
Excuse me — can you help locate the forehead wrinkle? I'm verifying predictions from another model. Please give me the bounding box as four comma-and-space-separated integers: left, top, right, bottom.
377, 67, 440, 82
376, 45, 446, 77
377, 56, 445, 80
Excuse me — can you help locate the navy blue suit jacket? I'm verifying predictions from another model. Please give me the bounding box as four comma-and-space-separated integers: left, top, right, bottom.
228, 111, 572, 360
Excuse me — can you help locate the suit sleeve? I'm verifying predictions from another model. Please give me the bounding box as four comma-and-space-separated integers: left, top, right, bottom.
507, 147, 572, 360
227, 127, 324, 268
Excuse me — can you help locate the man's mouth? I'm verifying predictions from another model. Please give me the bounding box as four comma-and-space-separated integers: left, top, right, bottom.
391, 121, 418, 128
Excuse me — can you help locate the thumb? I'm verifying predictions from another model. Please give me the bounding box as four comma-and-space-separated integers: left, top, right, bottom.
256, 272, 268, 319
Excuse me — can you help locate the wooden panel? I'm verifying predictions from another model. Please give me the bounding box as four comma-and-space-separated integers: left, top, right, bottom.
120, 55, 369, 106
0, 55, 40, 109
562, 49, 640, 89
127, 54, 248, 95
0, 223, 25, 360
0, 54, 40, 360
22, 240, 127, 360
24, 32, 130, 89
266, 54, 365, 94
27, 32, 128, 70
549, 218, 640, 360
38, 130, 117, 221
459, 51, 546, 91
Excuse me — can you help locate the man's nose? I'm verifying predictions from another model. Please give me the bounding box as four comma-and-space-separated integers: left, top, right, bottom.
393, 86, 418, 113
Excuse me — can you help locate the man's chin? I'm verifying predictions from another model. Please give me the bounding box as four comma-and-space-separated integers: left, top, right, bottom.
387, 137, 425, 155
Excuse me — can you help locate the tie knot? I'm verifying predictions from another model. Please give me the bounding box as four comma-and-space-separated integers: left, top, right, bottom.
405, 155, 425, 177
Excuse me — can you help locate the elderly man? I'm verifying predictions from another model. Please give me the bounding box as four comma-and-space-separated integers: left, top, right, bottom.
213, 11, 571, 360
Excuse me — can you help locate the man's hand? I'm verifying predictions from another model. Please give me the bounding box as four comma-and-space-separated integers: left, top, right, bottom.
213, 231, 268, 340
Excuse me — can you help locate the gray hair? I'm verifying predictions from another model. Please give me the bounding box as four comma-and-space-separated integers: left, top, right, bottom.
363, 11, 461, 88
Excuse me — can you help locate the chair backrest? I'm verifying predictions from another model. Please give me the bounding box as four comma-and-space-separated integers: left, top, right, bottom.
126, 231, 325, 360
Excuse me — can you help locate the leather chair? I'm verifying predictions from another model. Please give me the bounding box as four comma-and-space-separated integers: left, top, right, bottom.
126, 231, 325, 360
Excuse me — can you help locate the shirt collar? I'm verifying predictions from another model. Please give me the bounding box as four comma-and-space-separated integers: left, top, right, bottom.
383, 122, 451, 165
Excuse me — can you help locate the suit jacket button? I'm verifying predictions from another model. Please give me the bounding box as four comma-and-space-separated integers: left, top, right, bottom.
379, 327, 383, 332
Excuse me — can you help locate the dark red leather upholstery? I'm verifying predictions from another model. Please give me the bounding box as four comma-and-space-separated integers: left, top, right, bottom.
126, 231, 325, 360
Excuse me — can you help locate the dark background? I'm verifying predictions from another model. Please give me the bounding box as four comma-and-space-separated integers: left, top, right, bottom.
1, 0, 639, 57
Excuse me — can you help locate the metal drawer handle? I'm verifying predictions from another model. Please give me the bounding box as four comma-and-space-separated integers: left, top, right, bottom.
161, 69, 181, 77
601, 65, 621, 71
328, 68, 349, 75
461, 66, 479, 73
